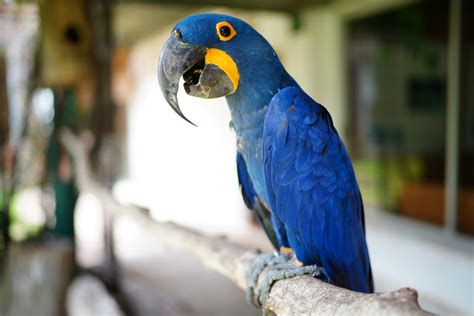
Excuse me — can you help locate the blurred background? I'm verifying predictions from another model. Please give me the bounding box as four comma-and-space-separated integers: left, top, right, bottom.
0, 0, 473, 315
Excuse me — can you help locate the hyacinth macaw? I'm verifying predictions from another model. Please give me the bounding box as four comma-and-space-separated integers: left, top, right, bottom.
158, 13, 373, 294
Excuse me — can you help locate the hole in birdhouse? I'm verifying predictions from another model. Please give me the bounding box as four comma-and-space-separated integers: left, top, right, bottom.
64, 25, 81, 45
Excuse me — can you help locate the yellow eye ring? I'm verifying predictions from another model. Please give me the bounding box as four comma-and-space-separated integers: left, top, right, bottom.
216, 21, 237, 41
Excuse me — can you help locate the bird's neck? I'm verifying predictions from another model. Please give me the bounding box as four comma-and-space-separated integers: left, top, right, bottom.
226, 65, 297, 138
225, 65, 296, 206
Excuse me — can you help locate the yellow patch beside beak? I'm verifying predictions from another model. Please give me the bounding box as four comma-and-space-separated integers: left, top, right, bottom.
205, 48, 239, 93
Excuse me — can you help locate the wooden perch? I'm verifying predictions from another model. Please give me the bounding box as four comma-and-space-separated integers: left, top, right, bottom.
60, 129, 432, 316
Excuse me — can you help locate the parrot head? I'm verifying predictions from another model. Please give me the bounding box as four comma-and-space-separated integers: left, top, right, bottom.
158, 13, 287, 125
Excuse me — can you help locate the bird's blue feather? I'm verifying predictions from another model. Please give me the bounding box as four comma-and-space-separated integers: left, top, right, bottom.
263, 86, 373, 293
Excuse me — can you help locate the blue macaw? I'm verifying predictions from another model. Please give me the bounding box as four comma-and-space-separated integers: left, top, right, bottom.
158, 13, 373, 295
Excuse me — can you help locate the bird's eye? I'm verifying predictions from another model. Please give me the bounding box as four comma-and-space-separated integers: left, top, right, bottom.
220, 26, 231, 37
216, 21, 237, 41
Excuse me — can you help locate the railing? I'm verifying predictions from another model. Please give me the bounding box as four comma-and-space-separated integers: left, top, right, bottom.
60, 129, 431, 316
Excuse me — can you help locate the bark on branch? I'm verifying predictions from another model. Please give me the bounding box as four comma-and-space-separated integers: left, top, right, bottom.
60, 129, 432, 316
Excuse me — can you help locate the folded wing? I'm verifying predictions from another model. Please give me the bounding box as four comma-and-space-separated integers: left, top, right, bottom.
263, 86, 373, 293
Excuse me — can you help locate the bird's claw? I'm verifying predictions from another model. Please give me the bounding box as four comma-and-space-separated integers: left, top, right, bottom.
245, 252, 287, 307
245, 253, 325, 308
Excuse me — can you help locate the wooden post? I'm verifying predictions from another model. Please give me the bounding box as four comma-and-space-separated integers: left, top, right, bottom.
87, 0, 118, 286
88, 0, 115, 138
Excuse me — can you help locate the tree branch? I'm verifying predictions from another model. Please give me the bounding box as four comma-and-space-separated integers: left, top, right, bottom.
60, 129, 432, 316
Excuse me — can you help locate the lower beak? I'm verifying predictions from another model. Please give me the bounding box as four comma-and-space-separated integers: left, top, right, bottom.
158, 32, 236, 126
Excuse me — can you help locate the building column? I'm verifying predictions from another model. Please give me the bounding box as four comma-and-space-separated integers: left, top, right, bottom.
290, 9, 347, 140
444, 0, 462, 233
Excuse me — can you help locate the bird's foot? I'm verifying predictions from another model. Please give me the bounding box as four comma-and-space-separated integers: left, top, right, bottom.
245, 252, 288, 306
245, 253, 325, 308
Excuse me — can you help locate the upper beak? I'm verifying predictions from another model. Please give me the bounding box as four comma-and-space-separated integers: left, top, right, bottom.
158, 31, 206, 126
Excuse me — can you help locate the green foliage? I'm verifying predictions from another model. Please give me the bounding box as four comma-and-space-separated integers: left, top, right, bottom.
0, 187, 6, 261
8, 191, 44, 242
354, 157, 425, 211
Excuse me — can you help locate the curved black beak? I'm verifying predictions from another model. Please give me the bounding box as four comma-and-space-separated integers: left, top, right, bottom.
158, 31, 206, 126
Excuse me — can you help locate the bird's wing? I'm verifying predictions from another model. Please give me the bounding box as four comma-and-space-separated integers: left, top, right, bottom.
236, 151, 280, 250
263, 86, 373, 293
